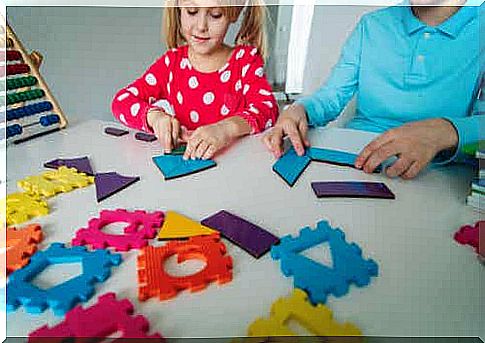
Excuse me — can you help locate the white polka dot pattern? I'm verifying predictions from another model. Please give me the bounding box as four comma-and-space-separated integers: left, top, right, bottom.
263, 101, 274, 108
131, 103, 140, 116
189, 76, 199, 89
243, 84, 250, 95
255, 67, 264, 77
190, 110, 199, 123
145, 73, 157, 86
165, 55, 170, 67
203, 92, 215, 105
119, 114, 127, 124
117, 93, 129, 101
259, 89, 271, 96
177, 92, 183, 105
221, 104, 229, 116
265, 119, 273, 129
169, 72, 173, 83
236, 49, 245, 60
220, 70, 231, 83
250, 47, 258, 56
235, 80, 242, 92
242, 64, 250, 78
127, 87, 139, 96
180, 58, 189, 70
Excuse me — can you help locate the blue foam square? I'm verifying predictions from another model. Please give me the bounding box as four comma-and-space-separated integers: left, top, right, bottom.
152, 154, 217, 180
272, 147, 311, 187
308, 147, 382, 173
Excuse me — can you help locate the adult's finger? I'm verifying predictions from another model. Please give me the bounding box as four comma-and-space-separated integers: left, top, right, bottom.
356, 130, 396, 169
402, 161, 422, 179
194, 140, 210, 159
362, 141, 401, 174
263, 128, 284, 158
285, 123, 305, 156
298, 120, 310, 147
385, 155, 413, 178
202, 145, 217, 160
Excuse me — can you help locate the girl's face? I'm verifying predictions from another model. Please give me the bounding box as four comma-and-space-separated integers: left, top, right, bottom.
179, 0, 232, 56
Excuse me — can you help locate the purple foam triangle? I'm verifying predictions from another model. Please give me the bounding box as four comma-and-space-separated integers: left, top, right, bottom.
94, 172, 140, 202
44, 157, 94, 175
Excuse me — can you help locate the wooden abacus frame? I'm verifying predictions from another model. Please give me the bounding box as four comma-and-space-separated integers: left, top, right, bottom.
6, 22, 68, 136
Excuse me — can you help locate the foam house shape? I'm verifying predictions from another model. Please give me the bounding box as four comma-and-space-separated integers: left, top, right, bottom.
5, 23, 67, 143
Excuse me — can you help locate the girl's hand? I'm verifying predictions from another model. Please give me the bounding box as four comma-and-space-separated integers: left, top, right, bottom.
147, 109, 181, 153
263, 103, 310, 159
355, 118, 459, 179
183, 118, 249, 160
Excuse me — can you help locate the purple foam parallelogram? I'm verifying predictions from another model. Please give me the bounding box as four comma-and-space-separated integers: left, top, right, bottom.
105, 127, 129, 137
201, 210, 279, 258
95, 172, 140, 202
44, 157, 95, 176
135, 132, 157, 142
311, 181, 395, 199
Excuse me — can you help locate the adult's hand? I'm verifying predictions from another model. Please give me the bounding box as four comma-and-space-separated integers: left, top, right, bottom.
263, 103, 310, 158
355, 118, 458, 179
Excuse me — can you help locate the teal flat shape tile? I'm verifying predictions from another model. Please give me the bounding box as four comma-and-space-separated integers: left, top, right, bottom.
152, 154, 216, 180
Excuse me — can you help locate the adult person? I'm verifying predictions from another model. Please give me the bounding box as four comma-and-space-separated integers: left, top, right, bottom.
264, 0, 483, 179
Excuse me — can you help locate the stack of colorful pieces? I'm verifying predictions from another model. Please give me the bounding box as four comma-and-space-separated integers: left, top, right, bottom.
5, 24, 67, 143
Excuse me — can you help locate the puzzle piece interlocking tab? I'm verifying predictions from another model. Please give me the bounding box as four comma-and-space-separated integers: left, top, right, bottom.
248, 289, 362, 337
4, 192, 49, 226
18, 166, 94, 198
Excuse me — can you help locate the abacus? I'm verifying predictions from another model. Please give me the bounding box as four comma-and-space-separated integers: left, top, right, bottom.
4, 23, 67, 144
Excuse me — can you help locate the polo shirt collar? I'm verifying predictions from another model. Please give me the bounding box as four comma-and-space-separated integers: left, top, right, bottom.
401, 0, 477, 38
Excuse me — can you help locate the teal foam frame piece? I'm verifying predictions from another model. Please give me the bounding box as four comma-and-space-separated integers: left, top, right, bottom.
152, 154, 217, 180
308, 147, 382, 173
272, 147, 312, 187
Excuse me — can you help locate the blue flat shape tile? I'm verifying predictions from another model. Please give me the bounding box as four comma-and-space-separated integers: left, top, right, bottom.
308, 148, 382, 173
272, 148, 311, 187
152, 154, 216, 180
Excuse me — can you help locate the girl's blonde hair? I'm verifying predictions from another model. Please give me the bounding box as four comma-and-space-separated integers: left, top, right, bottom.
162, 0, 269, 59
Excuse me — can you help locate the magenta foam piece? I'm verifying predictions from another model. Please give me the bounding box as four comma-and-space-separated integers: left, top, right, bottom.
135, 132, 157, 142
105, 127, 129, 137
311, 181, 395, 199
44, 156, 94, 176
94, 172, 140, 202
201, 210, 279, 258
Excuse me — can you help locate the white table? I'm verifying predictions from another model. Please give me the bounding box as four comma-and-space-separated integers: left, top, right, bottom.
5, 120, 484, 341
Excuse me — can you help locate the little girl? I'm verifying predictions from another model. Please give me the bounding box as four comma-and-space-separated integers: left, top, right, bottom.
112, 0, 278, 160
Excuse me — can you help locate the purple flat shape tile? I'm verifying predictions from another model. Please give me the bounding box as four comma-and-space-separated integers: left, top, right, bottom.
105, 127, 129, 137
44, 156, 95, 176
95, 172, 140, 202
201, 210, 279, 258
311, 181, 395, 199
135, 132, 157, 142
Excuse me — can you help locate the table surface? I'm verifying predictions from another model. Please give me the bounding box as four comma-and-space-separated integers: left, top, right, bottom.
5, 120, 484, 340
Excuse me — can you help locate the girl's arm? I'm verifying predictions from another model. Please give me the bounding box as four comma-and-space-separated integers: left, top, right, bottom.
232, 49, 279, 134
296, 18, 364, 127
111, 52, 172, 132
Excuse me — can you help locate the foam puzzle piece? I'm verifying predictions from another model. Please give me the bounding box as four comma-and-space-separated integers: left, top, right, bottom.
4, 192, 49, 227
248, 289, 362, 337
308, 147, 382, 173
44, 156, 94, 176
72, 209, 164, 251
454, 221, 481, 254
94, 172, 140, 202
135, 132, 157, 142
28, 292, 165, 342
7, 243, 122, 316
152, 154, 217, 180
6, 224, 43, 275
138, 234, 232, 301
272, 147, 312, 187
201, 210, 279, 258
311, 181, 395, 199
105, 127, 129, 137
169, 144, 187, 155
18, 167, 94, 198
271, 220, 378, 305
157, 211, 217, 240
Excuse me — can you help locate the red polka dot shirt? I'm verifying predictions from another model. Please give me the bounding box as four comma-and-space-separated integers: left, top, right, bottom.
111, 45, 279, 134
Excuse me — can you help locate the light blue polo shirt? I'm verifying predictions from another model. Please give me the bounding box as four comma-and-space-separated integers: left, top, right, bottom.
298, 3, 483, 162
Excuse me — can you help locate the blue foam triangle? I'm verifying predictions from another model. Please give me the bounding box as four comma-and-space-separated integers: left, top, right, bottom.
152, 154, 216, 180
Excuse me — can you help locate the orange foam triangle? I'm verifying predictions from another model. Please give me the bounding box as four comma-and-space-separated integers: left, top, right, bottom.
157, 211, 217, 240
